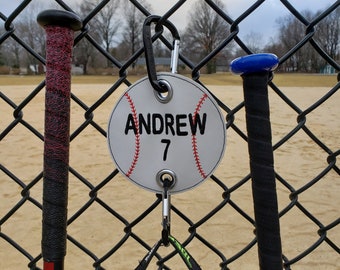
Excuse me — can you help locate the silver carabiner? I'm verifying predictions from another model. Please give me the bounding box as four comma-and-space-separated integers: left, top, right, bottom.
171, 39, 180, 74
155, 39, 179, 103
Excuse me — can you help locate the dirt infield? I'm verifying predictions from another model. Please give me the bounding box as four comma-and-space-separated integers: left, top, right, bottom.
1, 82, 339, 269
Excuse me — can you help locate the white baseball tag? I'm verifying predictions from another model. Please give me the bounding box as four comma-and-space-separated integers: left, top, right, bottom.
107, 73, 226, 193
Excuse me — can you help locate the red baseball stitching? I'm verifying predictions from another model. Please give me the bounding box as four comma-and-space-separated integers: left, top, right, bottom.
124, 92, 140, 177
192, 93, 208, 179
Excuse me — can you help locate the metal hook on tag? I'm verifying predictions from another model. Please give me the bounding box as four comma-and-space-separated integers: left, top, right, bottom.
143, 15, 180, 94
156, 169, 176, 246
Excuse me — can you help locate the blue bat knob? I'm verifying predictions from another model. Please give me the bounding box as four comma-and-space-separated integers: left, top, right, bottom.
230, 53, 279, 75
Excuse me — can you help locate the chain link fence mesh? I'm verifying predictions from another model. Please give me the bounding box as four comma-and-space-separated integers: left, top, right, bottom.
1, 0, 339, 269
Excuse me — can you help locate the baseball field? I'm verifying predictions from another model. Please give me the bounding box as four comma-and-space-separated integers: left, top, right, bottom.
1, 73, 339, 269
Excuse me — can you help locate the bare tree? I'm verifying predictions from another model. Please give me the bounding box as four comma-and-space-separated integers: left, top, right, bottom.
276, 14, 304, 71
0, 1, 47, 73
274, 8, 339, 73
95, 0, 121, 55
233, 31, 265, 59
118, 0, 152, 68
18, 1, 46, 73
244, 31, 264, 54
181, 0, 230, 73
78, 0, 121, 68
315, 7, 340, 60
0, 34, 21, 69
74, 2, 98, 74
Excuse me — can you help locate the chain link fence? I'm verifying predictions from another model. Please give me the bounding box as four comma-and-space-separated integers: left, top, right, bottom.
1, 0, 339, 269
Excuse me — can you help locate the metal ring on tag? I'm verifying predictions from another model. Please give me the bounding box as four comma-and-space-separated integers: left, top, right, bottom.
156, 169, 177, 189
107, 72, 226, 194
154, 79, 173, 103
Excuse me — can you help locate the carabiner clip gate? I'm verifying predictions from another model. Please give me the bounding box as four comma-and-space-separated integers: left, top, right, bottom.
171, 39, 180, 74
143, 15, 180, 93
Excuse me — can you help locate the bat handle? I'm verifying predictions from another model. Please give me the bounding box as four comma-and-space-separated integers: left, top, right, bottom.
37, 10, 82, 270
230, 54, 283, 270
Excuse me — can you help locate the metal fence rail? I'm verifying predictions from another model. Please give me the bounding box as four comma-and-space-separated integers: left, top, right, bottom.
1, 0, 339, 269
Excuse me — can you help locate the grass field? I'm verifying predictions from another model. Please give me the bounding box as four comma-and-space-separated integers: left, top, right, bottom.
0, 72, 337, 87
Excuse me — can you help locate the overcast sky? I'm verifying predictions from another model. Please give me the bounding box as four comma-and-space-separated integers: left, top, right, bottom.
1, 0, 338, 44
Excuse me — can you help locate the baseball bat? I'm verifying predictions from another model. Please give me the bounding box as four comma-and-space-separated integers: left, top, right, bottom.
230, 53, 283, 270
37, 10, 82, 270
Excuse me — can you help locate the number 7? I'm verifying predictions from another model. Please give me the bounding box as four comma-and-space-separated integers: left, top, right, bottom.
161, 139, 171, 161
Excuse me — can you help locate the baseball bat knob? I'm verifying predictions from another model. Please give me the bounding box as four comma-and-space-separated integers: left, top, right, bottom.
230, 53, 279, 75
37, 9, 82, 31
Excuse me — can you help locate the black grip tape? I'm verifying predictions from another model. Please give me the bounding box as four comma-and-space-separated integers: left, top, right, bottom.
242, 72, 282, 270
42, 175, 68, 260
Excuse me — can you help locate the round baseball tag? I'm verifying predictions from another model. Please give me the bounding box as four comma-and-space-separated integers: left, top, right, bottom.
107, 73, 226, 193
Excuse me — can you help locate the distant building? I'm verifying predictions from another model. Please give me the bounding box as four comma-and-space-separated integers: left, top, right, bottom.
320, 64, 336, 74
72, 64, 84, 75
29, 63, 45, 74
136, 57, 185, 71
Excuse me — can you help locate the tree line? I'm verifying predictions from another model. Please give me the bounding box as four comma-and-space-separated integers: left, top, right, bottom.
0, 0, 338, 75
